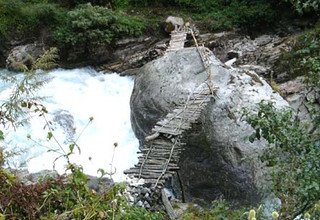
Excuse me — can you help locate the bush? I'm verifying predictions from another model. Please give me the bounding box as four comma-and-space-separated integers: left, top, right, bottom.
182, 200, 246, 220
203, 1, 276, 32
53, 3, 145, 48
246, 101, 320, 219
0, 0, 64, 39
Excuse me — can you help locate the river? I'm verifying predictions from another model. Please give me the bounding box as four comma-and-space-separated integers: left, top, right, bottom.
0, 67, 138, 181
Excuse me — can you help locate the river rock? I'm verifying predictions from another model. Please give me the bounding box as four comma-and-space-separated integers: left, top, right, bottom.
6, 43, 46, 71
130, 47, 288, 206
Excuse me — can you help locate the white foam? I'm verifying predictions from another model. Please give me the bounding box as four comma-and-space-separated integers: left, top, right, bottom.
0, 68, 139, 181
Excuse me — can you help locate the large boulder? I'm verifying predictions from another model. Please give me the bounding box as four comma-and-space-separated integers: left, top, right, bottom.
130, 47, 288, 206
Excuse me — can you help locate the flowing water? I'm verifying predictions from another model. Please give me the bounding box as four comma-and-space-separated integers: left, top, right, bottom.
0, 68, 139, 181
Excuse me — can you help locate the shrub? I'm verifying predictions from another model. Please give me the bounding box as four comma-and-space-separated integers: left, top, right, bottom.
53, 3, 145, 48
203, 1, 276, 32
246, 101, 320, 219
182, 200, 247, 220
0, 0, 64, 39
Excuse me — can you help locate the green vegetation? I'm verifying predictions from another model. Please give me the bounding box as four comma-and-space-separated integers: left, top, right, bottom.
0, 0, 146, 58
0, 0, 64, 39
246, 101, 319, 219
285, 0, 320, 13
276, 22, 320, 86
0, 155, 164, 219
182, 201, 247, 220
53, 3, 145, 49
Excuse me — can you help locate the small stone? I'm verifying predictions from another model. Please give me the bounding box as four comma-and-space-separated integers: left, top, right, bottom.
144, 201, 151, 209
137, 200, 144, 207
128, 195, 134, 203
141, 188, 149, 195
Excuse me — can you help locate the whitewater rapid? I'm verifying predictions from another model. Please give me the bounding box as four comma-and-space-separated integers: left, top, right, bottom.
0, 68, 139, 181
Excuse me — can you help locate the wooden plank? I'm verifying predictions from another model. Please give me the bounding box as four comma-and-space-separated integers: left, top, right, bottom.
134, 164, 180, 170
156, 121, 191, 130
135, 173, 171, 180
125, 169, 175, 175
152, 127, 183, 136
140, 148, 182, 153
139, 161, 179, 167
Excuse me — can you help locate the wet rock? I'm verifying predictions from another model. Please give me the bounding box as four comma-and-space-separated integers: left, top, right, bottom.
52, 109, 75, 143
6, 43, 46, 71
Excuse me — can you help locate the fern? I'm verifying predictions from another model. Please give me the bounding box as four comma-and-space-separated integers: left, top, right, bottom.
32, 47, 59, 71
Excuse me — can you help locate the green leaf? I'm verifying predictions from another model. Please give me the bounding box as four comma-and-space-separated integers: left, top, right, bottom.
47, 131, 53, 140
69, 143, 75, 153
0, 130, 4, 141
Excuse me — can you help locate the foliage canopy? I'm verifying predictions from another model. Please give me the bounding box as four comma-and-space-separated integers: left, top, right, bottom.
53, 3, 145, 48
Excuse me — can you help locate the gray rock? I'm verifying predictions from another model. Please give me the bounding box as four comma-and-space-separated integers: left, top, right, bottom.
141, 187, 149, 195
87, 175, 114, 194
137, 200, 144, 207
144, 201, 151, 209
6, 43, 46, 71
205, 31, 292, 82
239, 65, 270, 75
254, 35, 273, 46
165, 16, 184, 32
16, 169, 58, 184
130, 47, 288, 206
260, 196, 281, 220
279, 77, 320, 131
